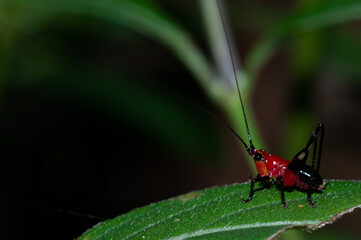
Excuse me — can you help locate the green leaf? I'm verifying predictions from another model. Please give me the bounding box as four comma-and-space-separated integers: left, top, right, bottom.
78, 180, 361, 240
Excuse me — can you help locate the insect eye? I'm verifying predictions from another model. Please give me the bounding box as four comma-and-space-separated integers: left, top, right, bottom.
254, 153, 263, 161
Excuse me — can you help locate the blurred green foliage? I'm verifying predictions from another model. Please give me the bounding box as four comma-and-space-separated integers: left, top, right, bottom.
0, 0, 360, 163
0, 0, 360, 239
0, 0, 225, 162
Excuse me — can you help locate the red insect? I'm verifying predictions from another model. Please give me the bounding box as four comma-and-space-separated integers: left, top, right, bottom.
240, 123, 326, 208
217, 0, 326, 208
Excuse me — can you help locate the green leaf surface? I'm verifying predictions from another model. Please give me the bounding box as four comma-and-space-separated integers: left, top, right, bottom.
78, 180, 361, 240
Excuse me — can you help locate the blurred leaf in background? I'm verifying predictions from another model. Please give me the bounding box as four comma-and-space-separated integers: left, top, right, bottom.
0, 0, 360, 239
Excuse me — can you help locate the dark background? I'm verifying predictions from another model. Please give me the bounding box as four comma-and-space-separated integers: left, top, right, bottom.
0, 0, 360, 239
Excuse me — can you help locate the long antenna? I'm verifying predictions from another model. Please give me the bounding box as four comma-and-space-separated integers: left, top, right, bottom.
216, 0, 255, 150
166, 87, 251, 151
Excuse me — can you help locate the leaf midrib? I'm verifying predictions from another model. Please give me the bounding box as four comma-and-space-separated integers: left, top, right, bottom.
166, 220, 319, 240
123, 190, 357, 240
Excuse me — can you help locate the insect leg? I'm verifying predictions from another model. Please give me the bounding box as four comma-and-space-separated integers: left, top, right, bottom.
315, 123, 324, 172
242, 175, 269, 203
309, 123, 324, 184
306, 124, 324, 207
307, 189, 317, 207
311, 133, 318, 172
291, 123, 325, 167
277, 176, 287, 208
